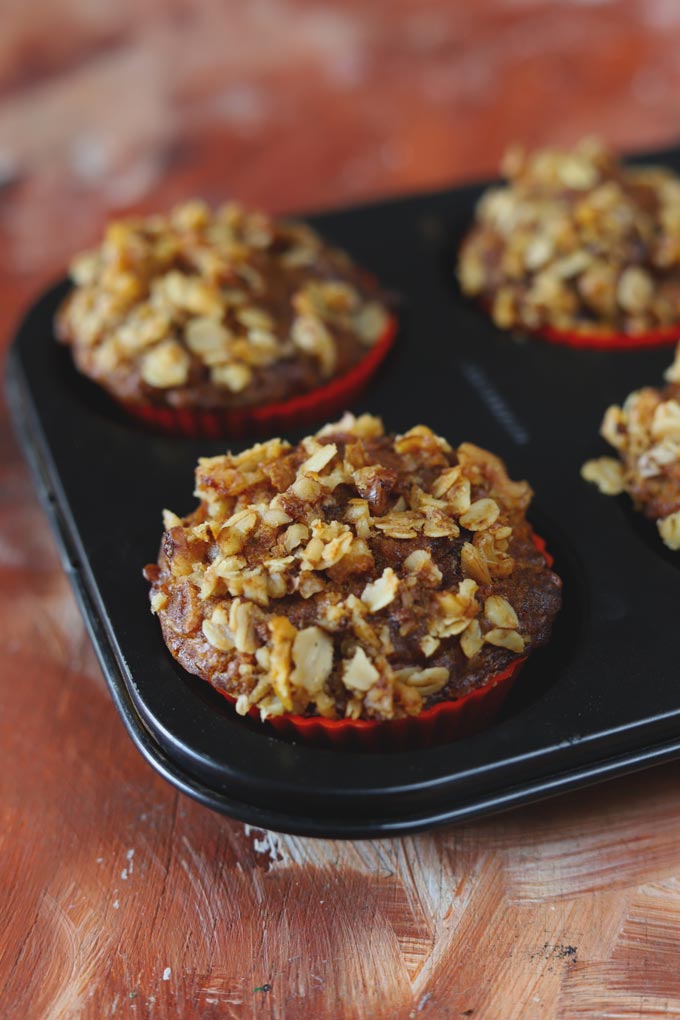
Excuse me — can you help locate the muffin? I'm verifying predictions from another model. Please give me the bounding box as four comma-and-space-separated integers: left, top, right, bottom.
458, 139, 680, 348
56, 201, 395, 437
582, 344, 680, 549
144, 414, 562, 747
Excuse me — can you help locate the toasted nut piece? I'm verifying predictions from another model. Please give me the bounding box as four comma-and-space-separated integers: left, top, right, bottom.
651, 400, 680, 440
261, 506, 292, 527
71, 250, 101, 286
160, 271, 223, 317
600, 406, 628, 450
162, 508, 183, 530
299, 443, 337, 475
185, 317, 233, 363
301, 520, 354, 571
282, 523, 310, 552
291, 314, 337, 376
172, 199, 211, 231
342, 647, 380, 693
524, 236, 554, 271
354, 302, 390, 346
361, 567, 399, 612
291, 626, 334, 695
345, 499, 372, 539
491, 287, 516, 329
420, 635, 441, 658
291, 474, 323, 503
211, 362, 253, 392
316, 280, 360, 313
658, 510, 680, 549
394, 425, 452, 457
327, 538, 374, 582
229, 598, 259, 653
432, 579, 480, 638
202, 605, 235, 652
150, 591, 168, 614
617, 266, 654, 314
397, 666, 449, 697
403, 549, 430, 573
117, 305, 172, 353
558, 154, 599, 189
227, 566, 270, 607
140, 340, 190, 388
236, 306, 275, 331
317, 412, 385, 441
296, 572, 325, 599
268, 616, 297, 710
403, 549, 443, 587
637, 440, 680, 479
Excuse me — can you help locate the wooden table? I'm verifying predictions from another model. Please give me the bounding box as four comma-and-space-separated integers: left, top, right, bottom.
4, 3, 680, 1016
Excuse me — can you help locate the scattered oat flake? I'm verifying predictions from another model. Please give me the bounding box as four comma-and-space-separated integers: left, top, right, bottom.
581, 457, 625, 496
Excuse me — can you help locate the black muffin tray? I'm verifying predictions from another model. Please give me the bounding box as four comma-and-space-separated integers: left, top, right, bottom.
8, 147, 680, 837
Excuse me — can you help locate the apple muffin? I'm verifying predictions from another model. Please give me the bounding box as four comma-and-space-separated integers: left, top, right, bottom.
458, 139, 680, 345
144, 414, 562, 731
56, 202, 395, 435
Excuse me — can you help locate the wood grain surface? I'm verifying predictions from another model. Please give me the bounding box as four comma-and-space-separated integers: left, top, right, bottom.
3, 2, 680, 1017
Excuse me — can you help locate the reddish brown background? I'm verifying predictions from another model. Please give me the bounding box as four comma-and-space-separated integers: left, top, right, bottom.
4, 2, 680, 1018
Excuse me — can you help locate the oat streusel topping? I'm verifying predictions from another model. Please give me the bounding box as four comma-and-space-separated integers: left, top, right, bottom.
57, 201, 390, 408
458, 139, 680, 336
582, 344, 680, 548
145, 414, 561, 722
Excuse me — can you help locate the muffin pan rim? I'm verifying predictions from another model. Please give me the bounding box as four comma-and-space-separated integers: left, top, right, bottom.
9, 146, 680, 835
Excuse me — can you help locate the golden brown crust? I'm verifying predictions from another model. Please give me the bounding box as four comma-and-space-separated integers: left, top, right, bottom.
582, 344, 680, 548
458, 139, 680, 335
145, 414, 562, 721
57, 201, 390, 410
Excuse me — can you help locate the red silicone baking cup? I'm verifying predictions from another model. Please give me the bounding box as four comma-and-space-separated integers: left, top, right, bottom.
263, 655, 526, 750
120, 315, 398, 439
529, 322, 680, 351
215, 529, 552, 751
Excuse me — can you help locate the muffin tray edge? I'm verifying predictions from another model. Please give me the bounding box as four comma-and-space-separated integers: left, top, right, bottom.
8, 155, 680, 836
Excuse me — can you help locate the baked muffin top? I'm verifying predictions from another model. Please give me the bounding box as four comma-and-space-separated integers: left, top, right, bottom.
145, 414, 562, 722
582, 344, 680, 549
458, 139, 680, 336
56, 201, 391, 409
